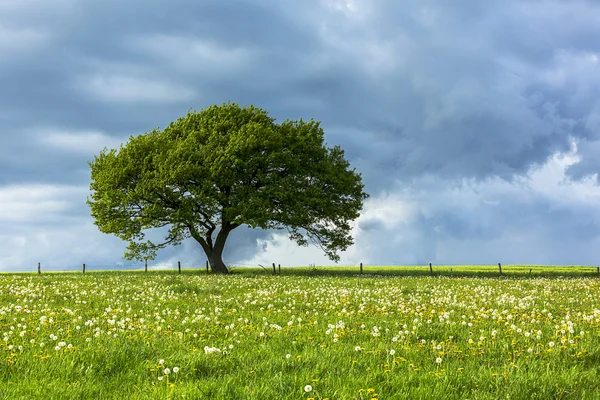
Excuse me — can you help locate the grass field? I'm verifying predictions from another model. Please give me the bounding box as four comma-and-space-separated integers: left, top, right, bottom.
1, 268, 599, 399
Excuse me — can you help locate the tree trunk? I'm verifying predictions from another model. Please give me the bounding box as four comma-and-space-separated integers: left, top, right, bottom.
204, 225, 233, 274
206, 250, 229, 274
189, 222, 236, 274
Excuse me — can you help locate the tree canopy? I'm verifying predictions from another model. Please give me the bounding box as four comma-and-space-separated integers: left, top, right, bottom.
88, 103, 368, 273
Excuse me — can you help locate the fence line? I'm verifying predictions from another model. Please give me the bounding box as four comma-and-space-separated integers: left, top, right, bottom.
19, 261, 600, 276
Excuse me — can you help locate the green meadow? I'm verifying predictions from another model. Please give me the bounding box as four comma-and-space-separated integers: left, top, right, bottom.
1, 268, 599, 399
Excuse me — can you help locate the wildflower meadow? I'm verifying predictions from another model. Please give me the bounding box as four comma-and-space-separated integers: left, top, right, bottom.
0, 269, 599, 399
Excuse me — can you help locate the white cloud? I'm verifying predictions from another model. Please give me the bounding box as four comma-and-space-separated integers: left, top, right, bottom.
357, 193, 419, 229
0, 183, 127, 271
0, 184, 87, 224
0, 223, 127, 272
240, 148, 600, 266
242, 233, 338, 267
38, 129, 126, 155
78, 74, 196, 103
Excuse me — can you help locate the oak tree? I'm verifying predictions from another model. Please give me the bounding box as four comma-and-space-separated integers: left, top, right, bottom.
88, 103, 367, 273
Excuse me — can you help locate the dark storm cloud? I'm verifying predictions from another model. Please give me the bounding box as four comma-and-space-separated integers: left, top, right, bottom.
3, 0, 598, 187
1, 0, 600, 269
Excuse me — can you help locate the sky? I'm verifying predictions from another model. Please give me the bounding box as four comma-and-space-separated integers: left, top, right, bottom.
2, 0, 600, 271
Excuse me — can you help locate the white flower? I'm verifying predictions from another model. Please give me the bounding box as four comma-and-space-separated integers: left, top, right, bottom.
173, 367, 179, 373
435, 357, 442, 364
355, 346, 361, 352
158, 359, 165, 365
164, 368, 171, 375
304, 385, 312, 393
548, 341, 555, 347
204, 346, 221, 354
389, 349, 396, 356
286, 354, 291, 359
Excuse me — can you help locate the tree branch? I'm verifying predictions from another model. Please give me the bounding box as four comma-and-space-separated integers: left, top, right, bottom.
187, 223, 212, 253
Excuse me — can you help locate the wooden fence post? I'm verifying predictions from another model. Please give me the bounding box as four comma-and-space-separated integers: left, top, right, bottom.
272, 263, 276, 275
429, 262, 433, 276
278, 264, 281, 275
596, 267, 599, 274
178, 261, 181, 274
82, 263, 85, 274
498, 263, 503, 276
37, 262, 41, 275
360, 262, 363, 274
529, 268, 532, 276
206, 260, 209, 274
144, 259, 148, 272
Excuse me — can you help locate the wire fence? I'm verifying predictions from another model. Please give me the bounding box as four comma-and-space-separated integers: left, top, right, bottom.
4, 261, 600, 277
4, 260, 263, 274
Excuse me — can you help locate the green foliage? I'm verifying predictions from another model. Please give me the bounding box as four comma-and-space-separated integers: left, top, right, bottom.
88, 103, 368, 269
